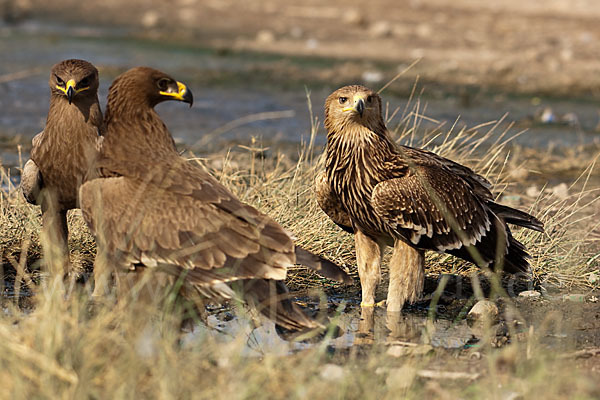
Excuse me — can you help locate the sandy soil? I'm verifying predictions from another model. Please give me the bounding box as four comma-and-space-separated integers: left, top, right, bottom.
6, 0, 600, 98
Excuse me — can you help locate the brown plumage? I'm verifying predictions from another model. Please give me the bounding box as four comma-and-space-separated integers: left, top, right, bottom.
21, 59, 103, 275
316, 85, 544, 312
80, 67, 350, 331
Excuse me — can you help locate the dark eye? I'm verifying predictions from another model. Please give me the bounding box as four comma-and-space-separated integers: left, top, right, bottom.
79, 74, 92, 87
55, 75, 64, 86
157, 78, 170, 91
338, 96, 348, 105
367, 95, 373, 103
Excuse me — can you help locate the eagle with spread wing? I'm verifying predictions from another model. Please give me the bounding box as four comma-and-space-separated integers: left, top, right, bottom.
316, 85, 543, 312
80, 67, 350, 331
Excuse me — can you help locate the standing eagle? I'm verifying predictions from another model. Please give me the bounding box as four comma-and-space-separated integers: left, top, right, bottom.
80, 67, 350, 331
316, 85, 544, 312
21, 59, 103, 276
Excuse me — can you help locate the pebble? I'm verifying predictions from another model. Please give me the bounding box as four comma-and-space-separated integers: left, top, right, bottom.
525, 185, 541, 198
518, 290, 541, 299
320, 363, 345, 381
256, 30, 276, 44
362, 70, 384, 84
141, 10, 161, 28
467, 300, 499, 326
551, 183, 569, 200
342, 9, 366, 26
369, 21, 392, 38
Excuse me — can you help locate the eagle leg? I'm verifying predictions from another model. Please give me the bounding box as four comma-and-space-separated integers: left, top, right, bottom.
386, 240, 425, 312
355, 230, 383, 307
40, 200, 69, 277
91, 245, 113, 298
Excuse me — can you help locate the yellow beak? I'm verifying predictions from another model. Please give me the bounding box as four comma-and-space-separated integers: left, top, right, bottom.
159, 81, 194, 106
55, 79, 89, 104
342, 96, 366, 117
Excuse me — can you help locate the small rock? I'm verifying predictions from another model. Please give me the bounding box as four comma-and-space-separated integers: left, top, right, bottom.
518, 290, 541, 299
416, 23, 432, 38
362, 70, 384, 84
305, 38, 319, 50
320, 363, 345, 381
588, 272, 599, 284
467, 300, 498, 326
256, 30, 276, 44
141, 10, 161, 28
509, 167, 529, 181
525, 185, 541, 198
369, 21, 392, 38
551, 183, 569, 200
342, 8, 366, 26
562, 294, 585, 303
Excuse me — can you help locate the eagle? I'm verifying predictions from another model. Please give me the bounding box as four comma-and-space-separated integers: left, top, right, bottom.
79, 67, 350, 330
21, 59, 103, 276
315, 85, 544, 312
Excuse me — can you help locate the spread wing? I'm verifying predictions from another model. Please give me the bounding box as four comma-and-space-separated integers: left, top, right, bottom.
80, 174, 296, 285
371, 165, 495, 254
314, 170, 354, 233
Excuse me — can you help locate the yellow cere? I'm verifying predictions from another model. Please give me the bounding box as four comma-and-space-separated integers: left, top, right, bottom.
55, 79, 89, 95
342, 95, 366, 112
159, 81, 188, 100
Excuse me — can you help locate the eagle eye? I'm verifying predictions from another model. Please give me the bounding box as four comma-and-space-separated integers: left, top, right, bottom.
367, 95, 373, 103
157, 78, 170, 91
338, 96, 348, 105
79, 76, 90, 87
55, 75, 65, 86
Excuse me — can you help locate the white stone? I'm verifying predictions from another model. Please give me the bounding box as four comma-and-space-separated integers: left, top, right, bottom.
320, 363, 345, 381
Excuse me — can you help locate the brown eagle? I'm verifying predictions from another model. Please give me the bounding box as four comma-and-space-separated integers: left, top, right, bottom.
316, 85, 544, 312
80, 67, 350, 330
21, 59, 103, 275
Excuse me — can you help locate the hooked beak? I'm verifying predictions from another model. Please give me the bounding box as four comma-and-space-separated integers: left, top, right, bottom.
66, 86, 75, 104
55, 79, 78, 104
355, 98, 365, 117
342, 96, 366, 117
160, 81, 194, 107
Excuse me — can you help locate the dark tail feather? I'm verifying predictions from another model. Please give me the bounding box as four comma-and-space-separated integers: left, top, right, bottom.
239, 279, 322, 331
490, 203, 544, 232
294, 246, 353, 284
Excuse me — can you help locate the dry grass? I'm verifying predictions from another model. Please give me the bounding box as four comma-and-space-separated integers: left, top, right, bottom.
0, 93, 599, 399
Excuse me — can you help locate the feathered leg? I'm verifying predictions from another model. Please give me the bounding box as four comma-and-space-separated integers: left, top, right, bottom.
355, 230, 383, 307
40, 200, 69, 278
387, 239, 424, 312
91, 245, 112, 297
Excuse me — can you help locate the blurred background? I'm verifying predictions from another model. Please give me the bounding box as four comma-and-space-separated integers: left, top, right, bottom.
1, 0, 600, 171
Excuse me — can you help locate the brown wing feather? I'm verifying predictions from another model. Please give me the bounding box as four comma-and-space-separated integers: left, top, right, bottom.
400, 146, 494, 200
371, 166, 492, 253
314, 170, 354, 233
80, 175, 295, 283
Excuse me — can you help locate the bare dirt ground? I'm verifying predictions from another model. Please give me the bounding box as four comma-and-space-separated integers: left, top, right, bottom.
7, 0, 600, 98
